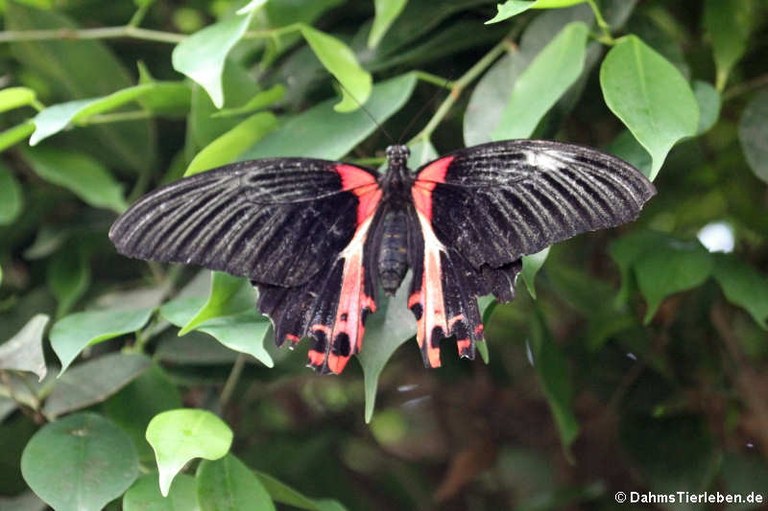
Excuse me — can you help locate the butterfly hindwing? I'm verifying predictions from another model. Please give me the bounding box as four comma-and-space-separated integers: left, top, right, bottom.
109, 158, 379, 287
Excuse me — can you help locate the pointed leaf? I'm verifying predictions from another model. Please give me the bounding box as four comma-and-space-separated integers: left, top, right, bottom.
47, 247, 91, 318
172, 9, 255, 108
600, 36, 699, 180
244, 73, 417, 160
0, 163, 24, 225
197, 454, 275, 511
0, 314, 49, 381
146, 409, 233, 496
486, 0, 586, 24
529, 311, 579, 458
30, 83, 180, 145
255, 471, 348, 511
50, 307, 153, 374
704, 0, 754, 91
124, 474, 199, 511
738, 90, 768, 184
23, 146, 128, 213
186, 112, 277, 176
712, 255, 768, 329
493, 21, 589, 140
44, 353, 152, 418
521, 247, 550, 299
300, 25, 372, 112
177, 273, 255, 335
357, 274, 416, 423
21, 412, 139, 511
692, 80, 720, 135
634, 240, 713, 323
211, 85, 285, 118
368, 0, 408, 48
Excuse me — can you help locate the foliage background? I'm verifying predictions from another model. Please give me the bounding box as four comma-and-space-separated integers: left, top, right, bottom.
0, 0, 767, 510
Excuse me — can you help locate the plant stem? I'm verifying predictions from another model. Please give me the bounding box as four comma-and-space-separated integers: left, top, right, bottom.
410, 38, 511, 144
220, 354, 247, 411
586, 0, 614, 45
0, 25, 185, 45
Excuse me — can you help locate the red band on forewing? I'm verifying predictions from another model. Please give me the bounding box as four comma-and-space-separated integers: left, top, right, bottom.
418, 156, 453, 183
412, 156, 453, 221
336, 164, 378, 190
334, 164, 382, 226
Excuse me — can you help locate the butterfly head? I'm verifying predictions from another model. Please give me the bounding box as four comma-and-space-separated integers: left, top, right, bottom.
385, 144, 410, 171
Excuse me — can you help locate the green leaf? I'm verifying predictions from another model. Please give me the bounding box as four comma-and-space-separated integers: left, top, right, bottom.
0, 86, 38, 113
692, 80, 720, 135
299, 25, 372, 112
521, 247, 550, 299
211, 85, 285, 118
5, 2, 154, 173
0, 163, 24, 225
634, 240, 713, 323
47, 247, 90, 318
485, 0, 586, 24
529, 310, 579, 459
146, 409, 233, 496
0, 314, 49, 382
124, 474, 199, 511
23, 146, 128, 213
172, 9, 256, 108
49, 307, 153, 374
161, 293, 273, 368
609, 230, 668, 305
368, 0, 408, 48
704, 0, 754, 91
177, 273, 254, 335
21, 412, 139, 511
712, 255, 768, 329
244, 73, 417, 160
357, 274, 417, 423
606, 130, 653, 178
255, 471, 347, 511
43, 353, 152, 418
492, 22, 589, 140
0, 121, 36, 153
186, 112, 277, 176
197, 454, 275, 511
600, 35, 699, 180
738, 90, 768, 184
30, 83, 182, 145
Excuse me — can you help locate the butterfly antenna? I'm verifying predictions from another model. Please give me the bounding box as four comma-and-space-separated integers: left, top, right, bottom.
333, 79, 395, 144
398, 76, 453, 144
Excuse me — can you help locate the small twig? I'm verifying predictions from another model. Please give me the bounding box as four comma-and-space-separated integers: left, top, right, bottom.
723, 74, 768, 100
586, 0, 615, 45
409, 37, 512, 144
0, 25, 185, 45
220, 354, 247, 411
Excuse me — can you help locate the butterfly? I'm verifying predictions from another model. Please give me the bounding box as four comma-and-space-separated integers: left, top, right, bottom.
109, 140, 655, 374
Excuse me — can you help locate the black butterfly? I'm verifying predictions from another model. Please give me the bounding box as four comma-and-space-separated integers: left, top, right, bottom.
110, 140, 655, 374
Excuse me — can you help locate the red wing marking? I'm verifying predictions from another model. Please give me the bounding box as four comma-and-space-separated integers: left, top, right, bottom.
411, 211, 447, 368
306, 172, 381, 373
335, 164, 382, 225
456, 339, 472, 357
413, 156, 453, 221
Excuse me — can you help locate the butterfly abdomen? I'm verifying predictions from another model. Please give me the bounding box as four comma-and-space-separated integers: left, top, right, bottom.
377, 208, 410, 295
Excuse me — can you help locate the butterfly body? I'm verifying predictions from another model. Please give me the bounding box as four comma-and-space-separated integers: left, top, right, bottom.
110, 140, 656, 374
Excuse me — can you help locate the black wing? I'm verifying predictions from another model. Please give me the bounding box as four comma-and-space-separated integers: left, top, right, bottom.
415, 139, 656, 269
109, 158, 380, 287
406, 139, 655, 367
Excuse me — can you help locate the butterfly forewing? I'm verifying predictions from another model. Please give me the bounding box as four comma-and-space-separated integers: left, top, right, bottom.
109, 158, 379, 287
415, 140, 656, 269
